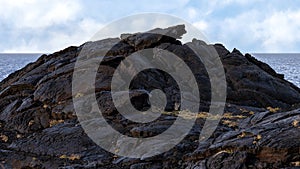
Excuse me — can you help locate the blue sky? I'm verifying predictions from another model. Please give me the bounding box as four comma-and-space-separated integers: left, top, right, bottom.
0, 0, 300, 53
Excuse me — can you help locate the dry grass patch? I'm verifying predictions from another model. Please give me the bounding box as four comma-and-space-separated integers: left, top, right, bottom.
223, 112, 247, 119
59, 154, 80, 161
267, 107, 280, 113
50, 119, 65, 127
291, 161, 300, 167
0, 134, 8, 142
292, 120, 299, 128
222, 120, 238, 127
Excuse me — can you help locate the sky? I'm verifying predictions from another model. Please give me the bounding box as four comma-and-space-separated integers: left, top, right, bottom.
0, 0, 300, 53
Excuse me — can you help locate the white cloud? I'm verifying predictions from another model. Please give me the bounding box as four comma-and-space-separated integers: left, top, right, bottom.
215, 10, 261, 51
132, 0, 190, 11
0, 0, 81, 29
255, 10, 300, 52
199, 8, 300, 52
92, 14, 184, 40
0, 0, 193, 52
220, 0, 260, 6
0, 0, 300, 53
0, 0, 106, 53
3, 18, 104, 53
187, 8, 197, 19
193, 21, 208, 32
196, 0, 259, 16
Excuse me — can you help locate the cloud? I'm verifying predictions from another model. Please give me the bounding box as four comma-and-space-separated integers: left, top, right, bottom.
3, 18, 104, 53
255, 10, 300, 52
206, 9, 300, 52
0, 0, 106, 53
192, 21, 208, 32
0, 0, 300, 52
0, 0, 81, 28
0, 0, 192, 53
187, 7, 198, 19
219, 0, 260, 6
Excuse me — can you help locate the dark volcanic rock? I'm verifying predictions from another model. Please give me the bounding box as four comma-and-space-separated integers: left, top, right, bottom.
216, 45, 300, 108
0, 25, 300, 168
185, 108, 300, 169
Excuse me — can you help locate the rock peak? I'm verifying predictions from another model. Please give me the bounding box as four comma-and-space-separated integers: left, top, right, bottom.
147, 24, 186, 39
121, 24, 186, 40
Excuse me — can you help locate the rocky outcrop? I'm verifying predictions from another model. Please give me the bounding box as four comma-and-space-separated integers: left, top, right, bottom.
215, 45, 300, 108
0, 25, 300, 168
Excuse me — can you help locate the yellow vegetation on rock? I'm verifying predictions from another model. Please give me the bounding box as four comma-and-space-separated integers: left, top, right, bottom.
213, 149, 235, 157
249, 111, 255, 115
50, 119, 64, 127
43, 104, 49, 109
291, 161, 300, 166
252, 134, 262, 145
223, 112, 247, 119
292, 120, 299, 128
28, 120, 35, 126
59, 154, 80, 160
59, 154, 67, 159
238, 131, 254, 138
74, 92, 84, 98
267, 107, 280, 113
222, 120, 238, 127
68, 154, 81, 161
256, 134, 262, 140
0, 134, 8, 142
162, 111, 249, 122
114, 148, 120, 153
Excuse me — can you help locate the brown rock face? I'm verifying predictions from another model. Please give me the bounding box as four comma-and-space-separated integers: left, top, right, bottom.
0, 25, 300, 168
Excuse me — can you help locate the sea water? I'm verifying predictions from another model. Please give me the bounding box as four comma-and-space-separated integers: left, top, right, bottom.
0, 53, 299, 88
253, 53, 300, 87
0, 54, 41, 80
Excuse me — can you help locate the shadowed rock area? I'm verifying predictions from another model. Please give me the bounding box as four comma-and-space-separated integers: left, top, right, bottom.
0, 25, 300, 168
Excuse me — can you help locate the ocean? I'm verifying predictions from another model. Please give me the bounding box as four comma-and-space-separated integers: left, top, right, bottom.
0, 53, 299, 88
253, 54, 300, 87
0, 54, 41, 80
